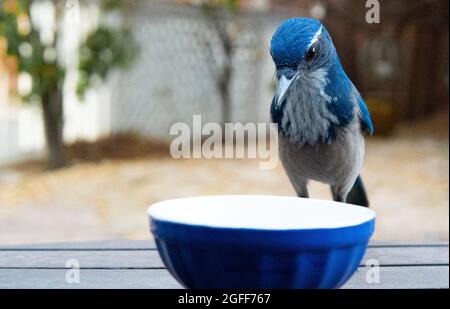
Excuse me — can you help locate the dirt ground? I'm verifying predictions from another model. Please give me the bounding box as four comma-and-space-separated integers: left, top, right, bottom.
0, 114, 448, 244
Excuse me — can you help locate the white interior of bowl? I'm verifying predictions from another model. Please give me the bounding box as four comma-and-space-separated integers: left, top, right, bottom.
148, 195, 376, 230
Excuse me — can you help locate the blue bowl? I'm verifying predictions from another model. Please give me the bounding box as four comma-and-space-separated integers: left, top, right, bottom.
148, 195, 375, 289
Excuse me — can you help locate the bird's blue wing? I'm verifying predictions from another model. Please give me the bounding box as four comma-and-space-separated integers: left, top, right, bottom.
325, 65, 374, 135
356, 95, 374, 135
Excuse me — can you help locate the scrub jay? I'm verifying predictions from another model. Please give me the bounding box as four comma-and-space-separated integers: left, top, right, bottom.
269, 18, 373, 206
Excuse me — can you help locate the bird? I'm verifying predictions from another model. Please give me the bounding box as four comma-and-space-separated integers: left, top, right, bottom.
269, 17, 373, 207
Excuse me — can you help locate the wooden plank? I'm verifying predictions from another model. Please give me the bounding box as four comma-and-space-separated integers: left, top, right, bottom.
0, 269, 182, 289
0, 266, 447, 289
0, 247, 447, 268
368, 242, 449, 248
363, 246, 449, 266
343, 266, 449, 289
0, 240, 155, 250
0, 240, 447, 250
0, 250, 164, 269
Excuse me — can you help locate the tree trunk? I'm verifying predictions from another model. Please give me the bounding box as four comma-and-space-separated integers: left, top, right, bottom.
41, 87, 66, 169
207, 8, 235, 127
219, 63, 232, 126
218, 28, 234, 127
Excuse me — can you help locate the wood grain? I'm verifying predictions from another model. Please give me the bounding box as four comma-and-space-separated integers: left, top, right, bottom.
0, 240, 447, 289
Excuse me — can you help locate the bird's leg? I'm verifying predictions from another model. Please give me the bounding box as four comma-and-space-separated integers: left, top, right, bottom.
294, 181, 309, 198
330, 185, 348, 203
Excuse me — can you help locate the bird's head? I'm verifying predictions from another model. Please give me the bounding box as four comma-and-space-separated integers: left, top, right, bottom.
268, 18, 373, 144
269, 18, 337, 106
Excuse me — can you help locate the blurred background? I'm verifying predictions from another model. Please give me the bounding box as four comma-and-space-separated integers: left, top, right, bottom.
0, 0, 448, 244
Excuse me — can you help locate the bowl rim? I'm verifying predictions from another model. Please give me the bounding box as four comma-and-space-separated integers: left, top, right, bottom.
147, 195, 376, 231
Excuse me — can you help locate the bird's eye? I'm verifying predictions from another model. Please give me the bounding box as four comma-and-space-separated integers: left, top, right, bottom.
304, 46, 317, 62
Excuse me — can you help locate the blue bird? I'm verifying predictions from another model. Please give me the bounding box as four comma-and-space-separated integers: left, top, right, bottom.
269, 18, 373, 207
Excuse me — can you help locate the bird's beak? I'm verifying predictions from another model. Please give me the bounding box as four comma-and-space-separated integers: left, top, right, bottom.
274, 69, 298, 106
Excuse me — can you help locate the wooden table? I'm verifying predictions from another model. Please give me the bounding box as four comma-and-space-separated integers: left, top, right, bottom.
0, 240, 448, 289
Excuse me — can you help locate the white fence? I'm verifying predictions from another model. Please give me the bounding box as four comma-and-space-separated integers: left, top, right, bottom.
0, 105, 45, 164
0, 88, 111, 164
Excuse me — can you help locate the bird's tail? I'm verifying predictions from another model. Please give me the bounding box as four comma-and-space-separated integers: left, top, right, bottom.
347, 175, 369, 207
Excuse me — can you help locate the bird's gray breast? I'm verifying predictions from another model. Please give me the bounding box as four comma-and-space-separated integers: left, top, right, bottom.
276, 70, 339, 145
279, 120, 364, 186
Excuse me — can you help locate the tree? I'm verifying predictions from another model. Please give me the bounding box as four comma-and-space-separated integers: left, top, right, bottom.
0, 0, 136, 169
201, 0, 240, 127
